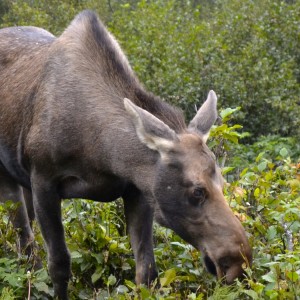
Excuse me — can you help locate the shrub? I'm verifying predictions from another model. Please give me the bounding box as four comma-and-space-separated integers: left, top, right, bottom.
1, 0, 299, 139
109, 0, 300, 140
0, 110, 299, 299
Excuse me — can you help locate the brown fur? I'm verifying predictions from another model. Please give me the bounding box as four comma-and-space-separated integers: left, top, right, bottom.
0, 11, 251, 299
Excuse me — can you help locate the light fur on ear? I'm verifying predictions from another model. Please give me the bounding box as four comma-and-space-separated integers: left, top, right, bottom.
124, 98, 178, 153
188, 90, 218, 143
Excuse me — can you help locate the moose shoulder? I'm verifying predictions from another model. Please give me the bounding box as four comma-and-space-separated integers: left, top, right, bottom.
0, 10, 252, 299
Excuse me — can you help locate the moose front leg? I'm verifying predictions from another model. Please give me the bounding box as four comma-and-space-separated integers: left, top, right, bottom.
123, 187, 158, 286
31, 175, 70, 300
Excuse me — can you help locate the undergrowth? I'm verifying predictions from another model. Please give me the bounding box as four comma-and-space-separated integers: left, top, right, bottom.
0, 108, 299, 299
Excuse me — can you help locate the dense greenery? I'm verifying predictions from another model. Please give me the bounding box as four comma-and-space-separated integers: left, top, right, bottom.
110, 0, 300, 141
0, 110, 299, 299
0, 0, 299, 299
0, 0, 299, 140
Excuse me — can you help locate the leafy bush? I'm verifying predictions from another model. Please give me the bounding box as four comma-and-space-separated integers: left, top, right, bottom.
0, 1, 299, 298
226, 155, 300, 299
109, 0, 300, 140
0, 0, 110, 35
0, 109, 299, 299
1, 0, 299, 140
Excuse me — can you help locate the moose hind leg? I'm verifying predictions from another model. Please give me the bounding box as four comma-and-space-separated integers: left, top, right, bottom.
123, 186, 158, 286
0, 171, 34, 256
31, 175, 70, 300
22, 188, 35, 226
21, 187, 43, 269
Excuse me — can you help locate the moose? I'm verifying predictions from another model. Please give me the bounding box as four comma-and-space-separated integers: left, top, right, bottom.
0, 10, 252, 299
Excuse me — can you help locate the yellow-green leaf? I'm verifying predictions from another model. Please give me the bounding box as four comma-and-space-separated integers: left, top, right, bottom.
160, 268, 176, 287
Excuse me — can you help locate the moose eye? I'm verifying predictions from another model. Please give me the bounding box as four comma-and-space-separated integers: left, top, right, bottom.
189, 187, 207, 206
193, 187, 206, 198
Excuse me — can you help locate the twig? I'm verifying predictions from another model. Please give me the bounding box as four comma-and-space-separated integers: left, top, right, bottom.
282, 222, 294, 251
27, 271, 31, 300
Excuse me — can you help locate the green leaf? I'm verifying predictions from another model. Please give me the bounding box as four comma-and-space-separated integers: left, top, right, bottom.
279, 147, 288, 158
71, 251, 82, 259
160, 268, 176, 287
107, 274, 117, 286
266, 226, 277, 240
240, 168, 249, 177
242, 289, 259, 300
91, 253, 103, 264
265, 289, 278, 299
140, 286, 151, 298
257, 161, 267, 172
222, 167, 235, 175
116, 285, 129, 294
33, 282, 49, 294
286, 271, 299, 282
125, 279, 136, 290
262, 272, 276, 283
34, 269, 49, 282
220, 107, 240, 120
4, 273, 24, 287
91, 269, 104, 284
223, 133, 239, 144
255, 152, 265, 162
0, 287, 15, 300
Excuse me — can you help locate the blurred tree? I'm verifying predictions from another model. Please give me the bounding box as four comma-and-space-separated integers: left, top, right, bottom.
0, 0, 9, 22
1, 0, 299, 141
0, 0, 111, 34
109, 0, 300, 141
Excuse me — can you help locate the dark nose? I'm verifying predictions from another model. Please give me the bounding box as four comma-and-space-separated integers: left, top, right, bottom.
204, 255, 217, 276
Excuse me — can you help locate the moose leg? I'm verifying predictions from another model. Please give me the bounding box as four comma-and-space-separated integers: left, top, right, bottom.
23, 188, 35, 226
123, 186, 158, 286
21, 187, 43, 269
31, 176, 70, 300
0, 171, 34, 256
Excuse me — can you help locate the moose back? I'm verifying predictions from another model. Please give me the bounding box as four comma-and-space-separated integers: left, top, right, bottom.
0, 10, 252, 299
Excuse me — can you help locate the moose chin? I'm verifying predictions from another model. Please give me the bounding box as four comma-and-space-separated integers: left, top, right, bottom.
0, 10, 252, 299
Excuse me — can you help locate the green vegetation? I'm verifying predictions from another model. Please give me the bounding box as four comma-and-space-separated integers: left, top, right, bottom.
1, 0, 299, 140
0, 0, 299, 299
0, 109, 299, 299
110, 0, 300, 141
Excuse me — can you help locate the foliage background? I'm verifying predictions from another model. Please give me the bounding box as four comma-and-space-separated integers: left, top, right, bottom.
0, 0, 299, 299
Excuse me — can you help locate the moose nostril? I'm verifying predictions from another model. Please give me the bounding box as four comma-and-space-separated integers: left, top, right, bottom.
204, 255, 217, 276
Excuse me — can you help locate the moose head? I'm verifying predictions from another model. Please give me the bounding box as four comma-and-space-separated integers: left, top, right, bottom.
125, 91, 252, 283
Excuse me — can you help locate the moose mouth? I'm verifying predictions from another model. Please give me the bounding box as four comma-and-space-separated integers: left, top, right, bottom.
203, 254, 243, 284
204, 254, 245, 284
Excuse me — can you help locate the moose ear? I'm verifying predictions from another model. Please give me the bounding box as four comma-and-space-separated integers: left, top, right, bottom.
124, 98, 178, 153
188, 90, 218, 143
